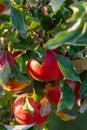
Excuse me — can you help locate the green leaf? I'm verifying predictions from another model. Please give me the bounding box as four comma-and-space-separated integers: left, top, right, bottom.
10, 63, 31, 84
14, 0, 23, 4
0, 105, 9, 115
0, 62, 11, 86
57, 80, 75, 111
52, 5, 70, 26
0, 125, 7, 130
34, 45, 46, 58
15, 50, 31, 73
29, 0, 37, 5
0, 90, 13, 106
13, 37, 34, 50
69, 1, 87, 21
27, 21, 39, 31
31, 50, 45, 64
0, 87, 4, 98
80, 70, 87, 82
0, 0, 4, 3
0, 15, 10, 22
55, 54, 80, 82
11, 6, 27, 36
37, 12, 54, 31
51, 0, 65, 12
33, 80, 44, 101
0, 112, 11, 124
23, 96, 34, 114
72, 31, 87, 46
44, 18, 85, 49
0, 22, 10, 36
6, 31, 20, 43
68, 46, 84, 56
15, 56, 24, 72
80, 80, 87, 98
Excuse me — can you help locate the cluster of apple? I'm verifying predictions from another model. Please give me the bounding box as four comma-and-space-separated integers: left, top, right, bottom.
15, 49, 80, 125
27, 49, 80, 103
0, 46, 80, 126
0, 46, 47, 125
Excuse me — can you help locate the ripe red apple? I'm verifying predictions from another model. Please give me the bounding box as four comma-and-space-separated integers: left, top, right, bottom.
0, 4, 5, 14
44, 82, 61, 106
27, 50, 63, 81
13, 94, 49, 125
65, 80, 80, 100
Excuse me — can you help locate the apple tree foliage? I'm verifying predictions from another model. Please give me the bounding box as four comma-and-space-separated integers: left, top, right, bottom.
0, 0, 87, 129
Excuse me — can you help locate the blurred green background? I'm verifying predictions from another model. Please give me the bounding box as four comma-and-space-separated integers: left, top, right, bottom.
48, 105, 87, 130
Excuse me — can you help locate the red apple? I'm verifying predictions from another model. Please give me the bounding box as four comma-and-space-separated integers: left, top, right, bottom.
44, 82, 61, 106
27, 50, 63, 81
65, 80, 80, 100
0, 4, 5, 14
13, 94, 38, 125
13, 94, 49, 125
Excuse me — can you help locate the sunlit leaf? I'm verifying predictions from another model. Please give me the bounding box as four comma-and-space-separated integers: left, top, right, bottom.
15, 51, 31, 73
46, 18, 86, 49
33, 80, 44, 101
69, 1, 87, 21
27, 21, 39, 31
